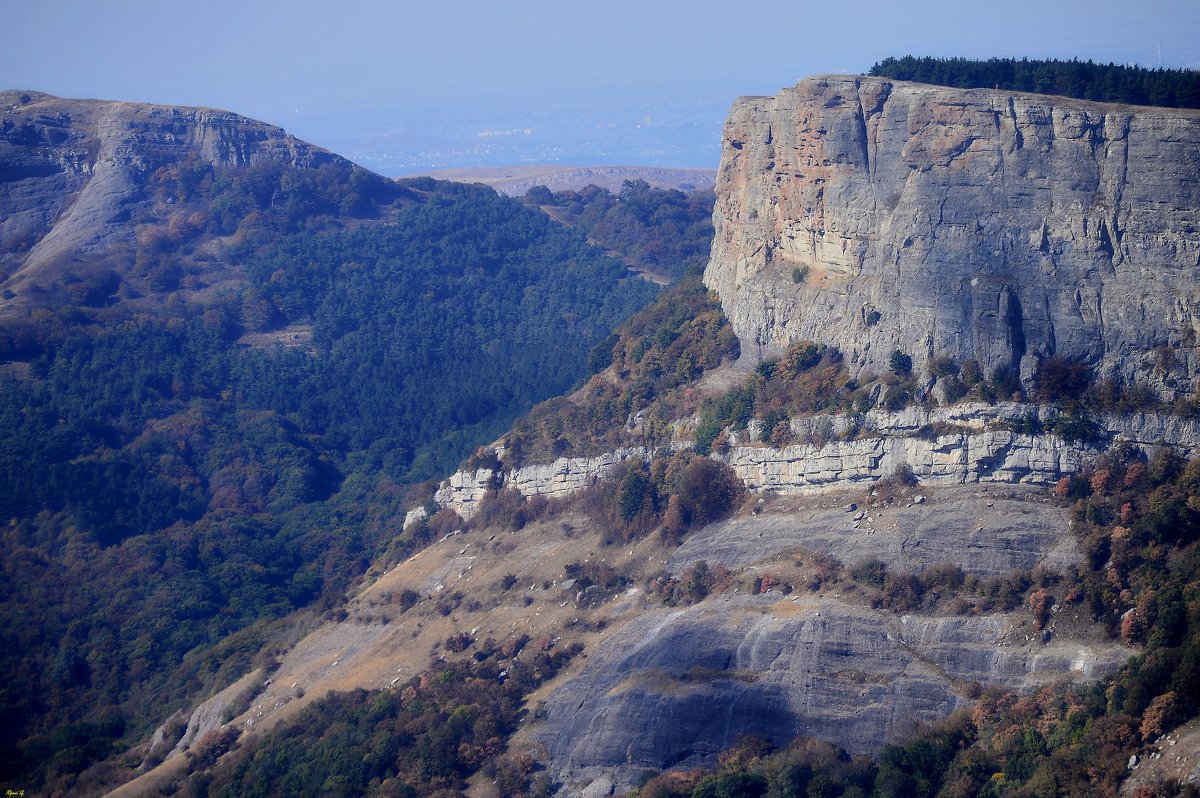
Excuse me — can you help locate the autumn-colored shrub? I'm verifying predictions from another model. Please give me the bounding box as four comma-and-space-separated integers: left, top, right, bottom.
1028, 589, 1052, 630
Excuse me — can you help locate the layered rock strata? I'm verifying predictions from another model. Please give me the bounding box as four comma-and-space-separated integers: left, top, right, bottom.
703, 76, 1200, 395
671, 485, 1078, 578
431, 446, 655, 521
427, 405, 1200, 519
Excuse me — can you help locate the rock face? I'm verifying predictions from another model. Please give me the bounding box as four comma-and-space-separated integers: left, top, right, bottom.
536, 590, 1129, 794
704, 76, 1200, 394
526, 482, 1125, 798
432, 447, 655, 521
672, 485, 1079, 578
0, 90, 342, 298
726, 403, 1200, 495
429, 405, 1200, 520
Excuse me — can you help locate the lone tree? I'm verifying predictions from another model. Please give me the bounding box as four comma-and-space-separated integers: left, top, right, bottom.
889, 350, 913, 375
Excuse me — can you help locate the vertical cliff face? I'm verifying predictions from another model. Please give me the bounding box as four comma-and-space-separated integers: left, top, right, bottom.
704, 76, 1200, 393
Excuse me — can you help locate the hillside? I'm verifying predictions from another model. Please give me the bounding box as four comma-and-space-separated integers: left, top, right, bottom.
0, 90, 407, 323
520, 180, 716, 284
105, 77, 1200, 798
0, 93, 661, 796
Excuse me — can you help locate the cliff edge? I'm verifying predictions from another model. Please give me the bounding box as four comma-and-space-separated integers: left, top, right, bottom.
704, 76, 1200, 395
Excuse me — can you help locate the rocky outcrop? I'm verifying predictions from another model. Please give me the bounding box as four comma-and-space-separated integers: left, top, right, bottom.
525, 477, 1121, 797
431, 447, 655, 521
727, 428, 1088, 493
536, 591, 1129, 794
726, 403, 1200, 494
427, 405, 1200, 521
0, 90, 344, 295
672, 485, 1079, 578
704, 76, 1200, 395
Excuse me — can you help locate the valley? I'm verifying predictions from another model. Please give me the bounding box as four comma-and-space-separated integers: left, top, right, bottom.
3, 58, 1200, 798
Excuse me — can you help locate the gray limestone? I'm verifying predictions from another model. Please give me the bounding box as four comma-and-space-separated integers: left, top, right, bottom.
704, 76, 1200, 396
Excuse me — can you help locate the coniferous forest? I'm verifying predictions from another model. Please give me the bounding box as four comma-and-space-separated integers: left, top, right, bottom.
869, 56, 1200, 108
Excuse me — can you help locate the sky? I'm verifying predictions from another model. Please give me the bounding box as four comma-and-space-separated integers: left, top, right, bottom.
6, 0, 1200, 173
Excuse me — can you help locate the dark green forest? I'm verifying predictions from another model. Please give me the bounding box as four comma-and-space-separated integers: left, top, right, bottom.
524, 179, 715, 282
0, 174, 661, 794
869, 56, 1200, 108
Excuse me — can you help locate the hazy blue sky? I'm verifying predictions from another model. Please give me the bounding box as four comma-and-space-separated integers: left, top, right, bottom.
7, 0, 1200, 171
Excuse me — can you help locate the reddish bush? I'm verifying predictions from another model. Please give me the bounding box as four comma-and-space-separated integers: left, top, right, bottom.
1028, 589, 1052, 630
444, 632, 473, 653
1140, 691, 1179, 742
1054, 477, 1072, 500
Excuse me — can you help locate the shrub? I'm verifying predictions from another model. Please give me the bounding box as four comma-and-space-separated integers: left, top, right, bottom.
881, 571, 924, 610
759, 410, 790, 445
1033, 358, 1092, 404
961, 359, 983, 385
476, 487, 547, 531
1028, 589, 1052, 630
938, 374, 968, 403
779, 341, 824, 377
991, 366, 1023, 400
849, 557, 887, 587
927, 355, 958, 379
444, 632, 473, 653
396, 589, 420, 611
1046, 409, 1104, 444
617, 460, 655, 524
1006, 411, 1043, 435
668, 454, 745, 531
874, 464, 917, 504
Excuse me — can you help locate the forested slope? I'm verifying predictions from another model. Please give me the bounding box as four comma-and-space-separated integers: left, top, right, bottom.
0, 146, 659, 793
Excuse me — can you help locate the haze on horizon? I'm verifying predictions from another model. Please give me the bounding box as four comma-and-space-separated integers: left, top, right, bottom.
7, 0, 1200, 174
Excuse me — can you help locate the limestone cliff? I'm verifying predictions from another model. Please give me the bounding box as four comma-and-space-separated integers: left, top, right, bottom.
704, 76, 1200, 395
428, 405, 1200, 518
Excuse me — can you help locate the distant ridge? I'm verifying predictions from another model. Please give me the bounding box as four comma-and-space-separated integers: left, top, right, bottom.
418, 164, 716, 196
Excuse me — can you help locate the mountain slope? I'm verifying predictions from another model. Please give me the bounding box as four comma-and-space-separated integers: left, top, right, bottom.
120, 78, 1200, 798
0, 93, 660, 796
0, 90, 364, 312
1, 90, 408, 338
8, 77, 1200, 798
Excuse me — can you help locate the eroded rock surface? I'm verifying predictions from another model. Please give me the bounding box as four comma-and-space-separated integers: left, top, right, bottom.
433, 447, 655, 521
704, 76, 1200, 394
535, 590, 1128, 795
672, 485, 1076, 577
428, 405, 1200, 520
